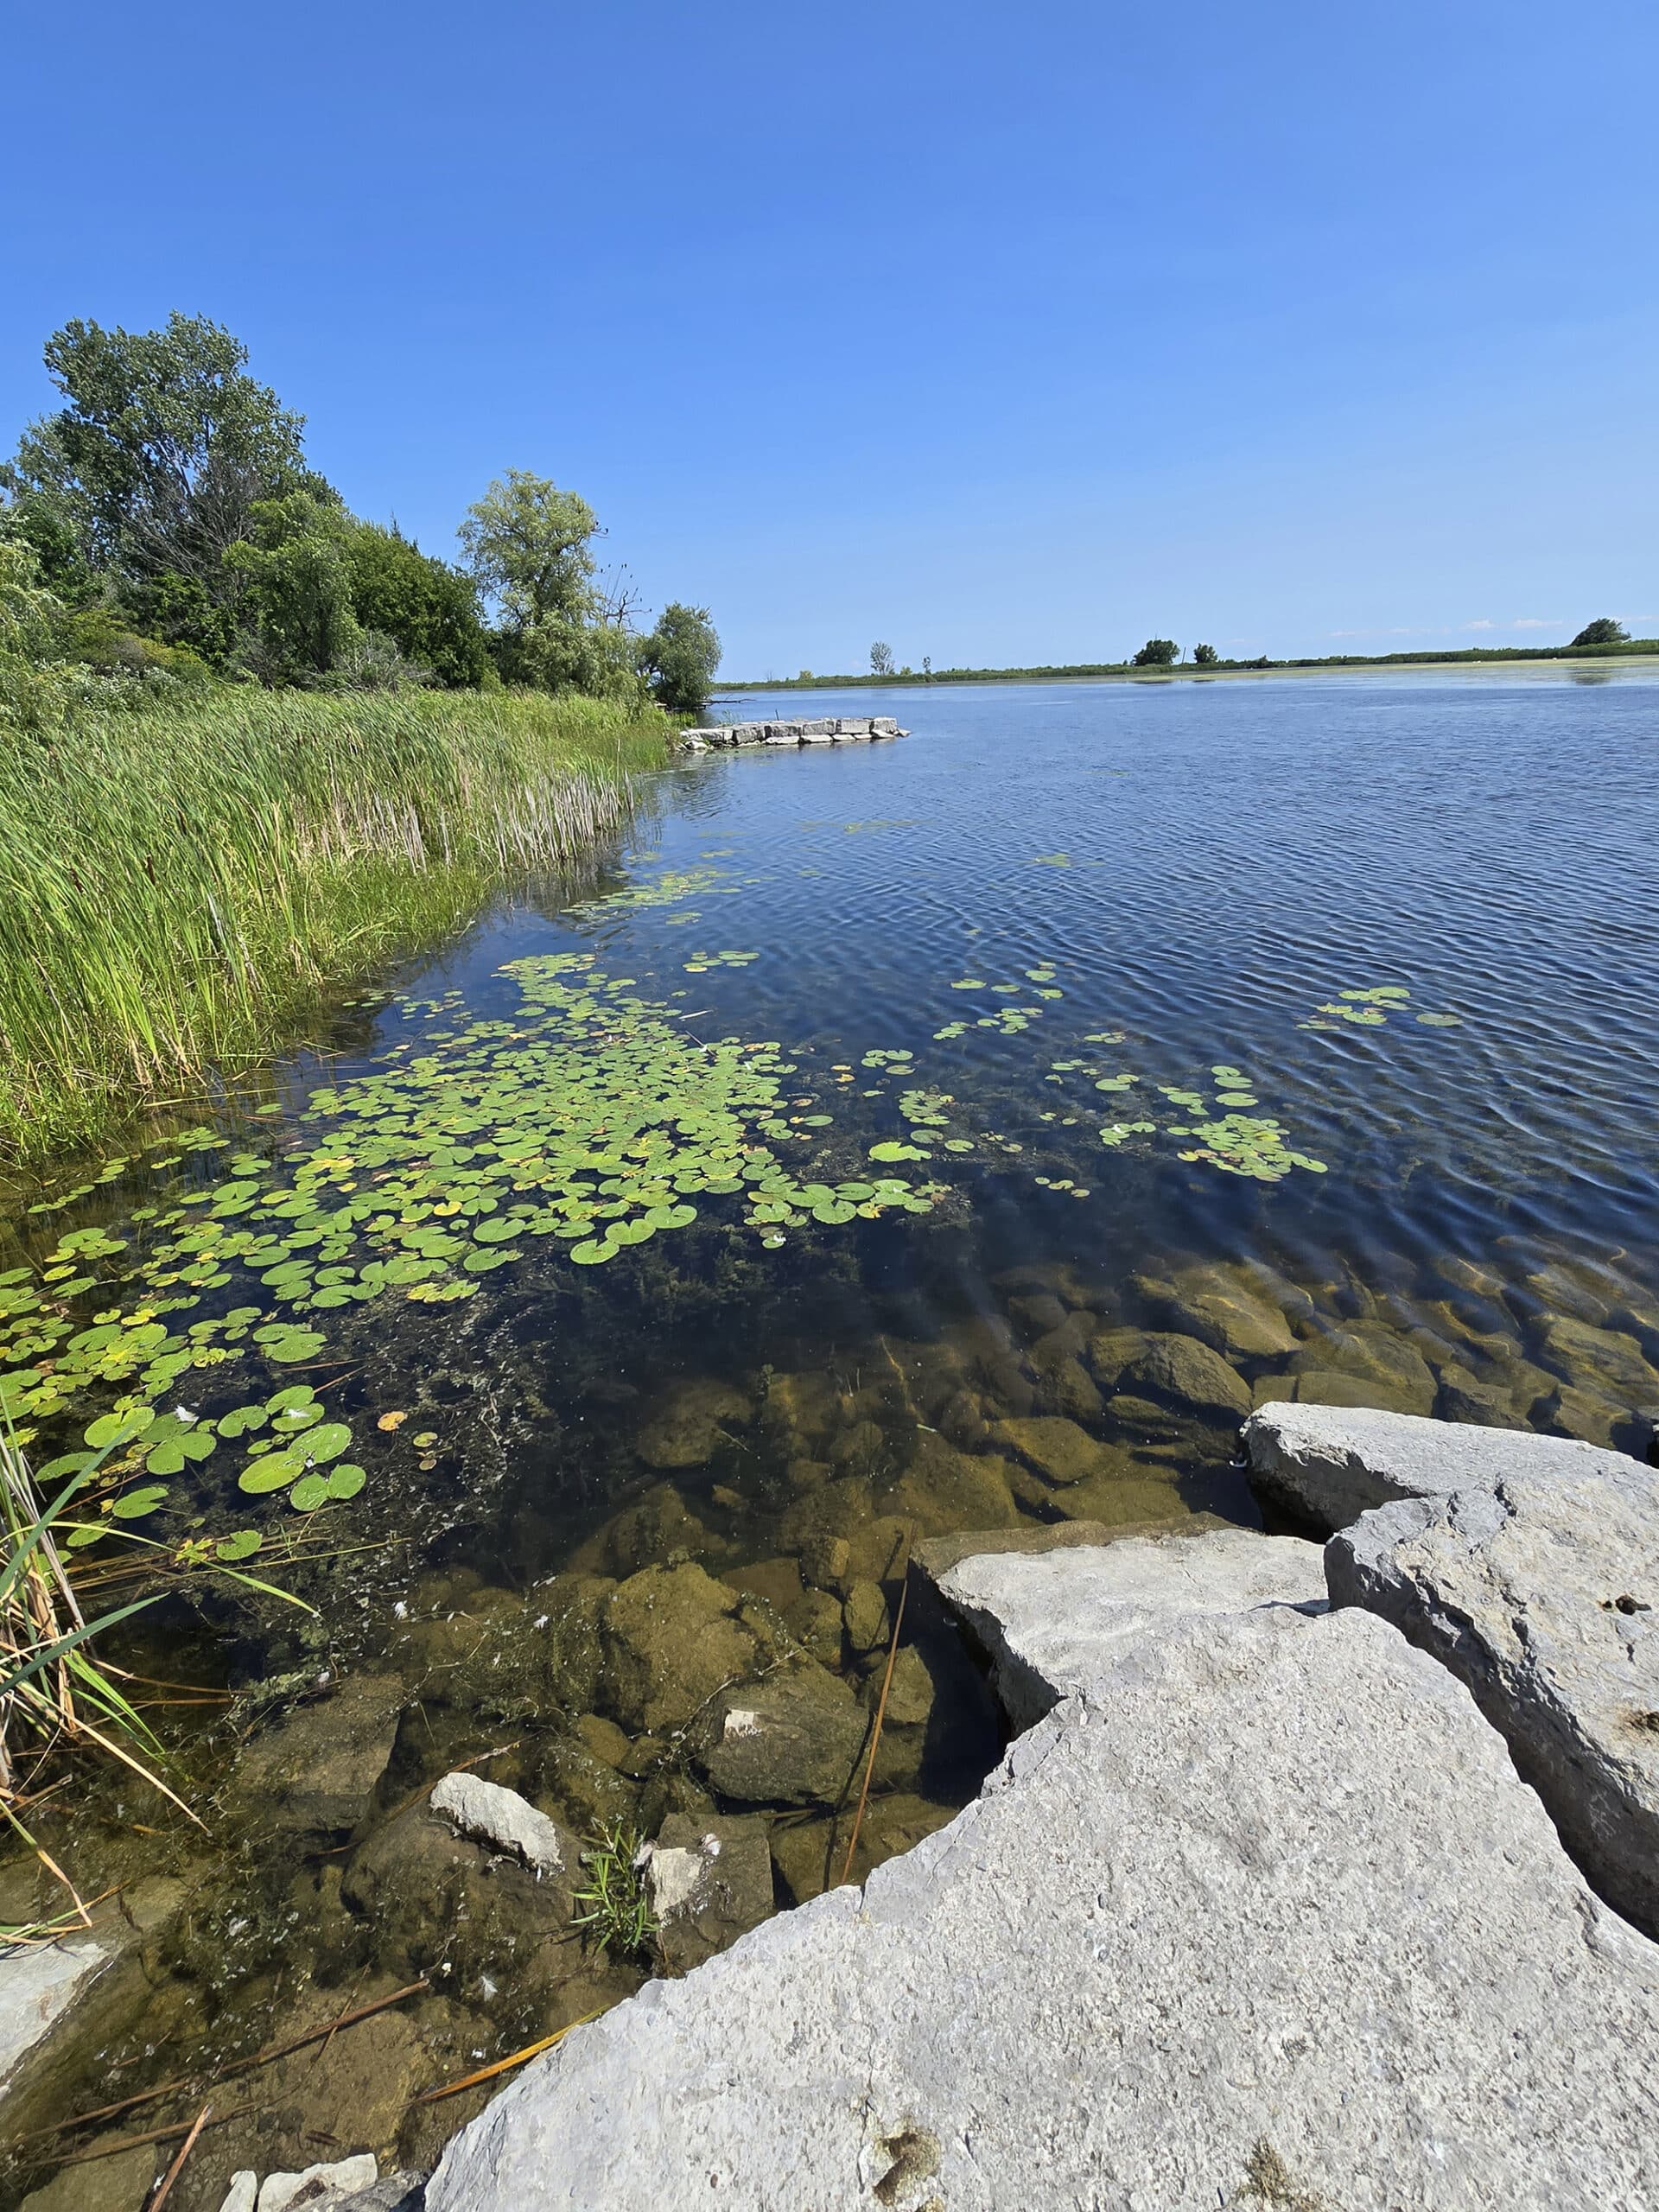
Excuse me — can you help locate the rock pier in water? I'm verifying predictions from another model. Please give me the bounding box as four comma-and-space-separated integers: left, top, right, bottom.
677, 715, 908, 750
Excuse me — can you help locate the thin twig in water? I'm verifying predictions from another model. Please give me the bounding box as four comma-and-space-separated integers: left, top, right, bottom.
147, 2102, 211, 2209
410, 2011, 605, 2105
838, 1571, 909, 1887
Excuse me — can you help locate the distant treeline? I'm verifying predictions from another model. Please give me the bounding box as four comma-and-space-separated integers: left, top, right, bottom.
721, 638, 1659, 691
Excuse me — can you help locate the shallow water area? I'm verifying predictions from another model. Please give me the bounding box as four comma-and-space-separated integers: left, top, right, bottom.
4, 668, 1659, 2207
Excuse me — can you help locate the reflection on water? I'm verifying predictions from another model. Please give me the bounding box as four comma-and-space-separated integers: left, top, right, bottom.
4, 669, 1659, 2205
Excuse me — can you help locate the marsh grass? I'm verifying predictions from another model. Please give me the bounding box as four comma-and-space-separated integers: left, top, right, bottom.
0, 685, 666, 1170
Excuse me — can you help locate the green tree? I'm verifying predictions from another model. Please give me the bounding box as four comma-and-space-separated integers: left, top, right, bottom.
638, 602, 721, 715
2, 314, 322, 607
346, 524, 492, 688
222, 493, 362, 680
1132, 638, 1179, 667
869, 640, 895, 676
1193, 642, 1218, 664
1568, 617, 1629, 648
458, 470, 601, 629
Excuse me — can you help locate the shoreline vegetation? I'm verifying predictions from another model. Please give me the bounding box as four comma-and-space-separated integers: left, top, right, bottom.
0, 685, 667, 1176
717, 639, 1659, 692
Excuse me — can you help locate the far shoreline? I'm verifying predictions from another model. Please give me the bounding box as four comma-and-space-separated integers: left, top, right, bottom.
716, 648, 1659, 695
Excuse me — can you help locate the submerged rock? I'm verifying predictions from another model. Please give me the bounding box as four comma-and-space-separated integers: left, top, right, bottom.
597, 1563, 785, 1735
877, 1433, 1021, 1533
1287, 1325, 1436, 1416
985, 1415, 1139, 1487
1133, 1266, 1298, 1360
634, 1379, 753, 1470
694, 1659, 869, 1806
1537, 1315, 1659, 1405
1116, 1332, 1252, 1421
644, 1814, 774, 1974
1327, 1464, 1659, 1936
229, 1675, 404, 1840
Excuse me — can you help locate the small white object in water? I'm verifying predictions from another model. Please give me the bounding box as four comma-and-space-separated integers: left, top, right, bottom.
174, 1405, 198, 1424
392, 1600, 408, 1620
533, 1613, 550, 1630
480, 1974, 498, 1999
723, 1708, 761, 1738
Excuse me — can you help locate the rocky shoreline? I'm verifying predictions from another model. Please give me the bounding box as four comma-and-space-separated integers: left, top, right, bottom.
404, 1404, 1659, 2210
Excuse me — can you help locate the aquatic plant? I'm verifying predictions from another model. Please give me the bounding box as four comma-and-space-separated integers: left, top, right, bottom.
1300, 985, 1462, 1031
0, 684, 666, 1168
571, 1820, 658, 1965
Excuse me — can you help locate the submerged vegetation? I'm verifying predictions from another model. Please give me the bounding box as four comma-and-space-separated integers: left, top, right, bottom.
0, 683, 666, 1166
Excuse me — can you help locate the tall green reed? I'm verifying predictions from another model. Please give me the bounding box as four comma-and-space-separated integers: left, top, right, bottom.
0, 686, 665, 1170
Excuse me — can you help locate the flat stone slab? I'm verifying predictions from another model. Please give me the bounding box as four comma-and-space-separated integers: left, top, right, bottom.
1244, 1401, 1641, 1533
0, 1936, 108, 2092
679, 717, 908, 750
1328, 1465, 1659, 1936
932, 1527, 1325, 1726
424, 1598, 1659, 2211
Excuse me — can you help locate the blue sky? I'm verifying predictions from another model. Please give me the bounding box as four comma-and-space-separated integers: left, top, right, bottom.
4, 0, 1656, 676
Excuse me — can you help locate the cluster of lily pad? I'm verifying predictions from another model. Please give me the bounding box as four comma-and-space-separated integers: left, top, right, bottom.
1300, 986, 1463, 1030
0, 951, 944, 1527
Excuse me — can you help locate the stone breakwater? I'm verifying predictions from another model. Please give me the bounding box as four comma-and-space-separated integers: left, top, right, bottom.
677, 715, 908, 749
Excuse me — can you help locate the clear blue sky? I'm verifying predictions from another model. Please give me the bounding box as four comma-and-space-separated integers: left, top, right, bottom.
4, 0, 1656, 676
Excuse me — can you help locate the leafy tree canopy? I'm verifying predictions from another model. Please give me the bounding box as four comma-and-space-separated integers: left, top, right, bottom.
346, 524, 492, 689
1193, 642, 1218, 664
2, 313, 326, 598
869, 640, 894, 676
639, 602, 721, 715
458, 470, 601, 631
1568, 617, 1629, 648
1132, 638, 1179, 667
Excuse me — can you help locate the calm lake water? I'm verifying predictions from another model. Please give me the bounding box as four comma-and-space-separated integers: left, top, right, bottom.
5, 666, 1659, 2203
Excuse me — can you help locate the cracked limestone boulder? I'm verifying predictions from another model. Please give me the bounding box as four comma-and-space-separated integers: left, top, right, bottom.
1326, 1461, 1659, 1936
1243, 1400, 1637, 1534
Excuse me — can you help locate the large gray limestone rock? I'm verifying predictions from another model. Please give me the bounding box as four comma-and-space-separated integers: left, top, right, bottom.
933, 1526, 1325, 1726
1326, 1465, 1659, 1936
423, 1600, 1659, 2212
1244, 1399, 1637, 1532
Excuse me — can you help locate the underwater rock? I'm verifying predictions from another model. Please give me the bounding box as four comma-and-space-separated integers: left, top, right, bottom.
1116, 1333, 1253, 1422
1535, 1382, 1631, 1450
936, 1387, 993, 1448
20, 2143, 156, 2212
1133, 1267, 1298, 1361
342, 1798, 580, 2006
767, 1792, 958, 1905
828, 1417, 887, 1474
783, 1586, 845, 1669
720, 1557, 804, 1614
1046, 1471, 1192, 1529
873, 1644, 937, 1731
877, 1433, 1022, 1535
1537, 1316, 1659, 1406
1007, 1292, 1070, 1338
1084, 1325, 1154, 1388
429, 1773, 574, 1878
797, 1532, 854, 1596
0, 1936, 111, 2096
758, 1370, 846, 1452
1287, 1325, 1439, 1417
576, 1483, 724, 1577
842, 1579, 891, 1662
229, 1675, 404, 1840
634, 1379, 753, 1470
1436, 1362, 1525, 1428
538, 1735, 638, 1833
1327, 1463, 1659, 1936
573, 1713, 631, 1765
598, 1564, 784, 1736
644, 1815, 775, 1974
695, 1659, 870, 1806
986, 1416, 1141, 1488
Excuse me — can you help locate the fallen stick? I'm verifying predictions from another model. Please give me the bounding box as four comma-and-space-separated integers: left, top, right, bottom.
838, 1572, 910, 1888
22, 1978, 429, 2144
148, 2102, 211, 2209
410, 2011, 605, 2106
57, 2104, 255, 2167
